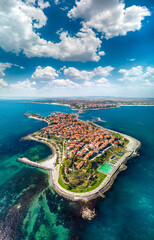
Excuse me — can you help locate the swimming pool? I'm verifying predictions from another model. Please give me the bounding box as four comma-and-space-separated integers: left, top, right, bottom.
98, 163, 114, 174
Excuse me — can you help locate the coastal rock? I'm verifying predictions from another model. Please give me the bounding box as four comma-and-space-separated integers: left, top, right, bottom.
119, 164, 127, 171
81, 207, 96, 220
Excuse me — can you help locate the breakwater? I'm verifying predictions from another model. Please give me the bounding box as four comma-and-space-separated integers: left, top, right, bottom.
18, 157, 52, 170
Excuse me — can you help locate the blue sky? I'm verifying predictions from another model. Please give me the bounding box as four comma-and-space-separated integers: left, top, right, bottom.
0, 0, 154, 98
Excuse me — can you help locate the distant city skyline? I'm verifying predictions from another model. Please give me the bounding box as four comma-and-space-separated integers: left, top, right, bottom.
0, 0, 154, 98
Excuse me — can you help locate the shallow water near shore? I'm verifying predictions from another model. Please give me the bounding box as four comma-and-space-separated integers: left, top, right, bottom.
0, 100, 154, 240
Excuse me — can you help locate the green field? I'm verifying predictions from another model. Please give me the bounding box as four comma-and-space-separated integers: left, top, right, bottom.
98, 163, 114, 174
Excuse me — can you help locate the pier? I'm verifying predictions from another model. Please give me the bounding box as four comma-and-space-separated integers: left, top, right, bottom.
18, 157, 52, 170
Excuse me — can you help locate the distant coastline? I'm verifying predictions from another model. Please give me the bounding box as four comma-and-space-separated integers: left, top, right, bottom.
28, 100, 154, 112
120, 105, 154, 106
30, 101, 71, 107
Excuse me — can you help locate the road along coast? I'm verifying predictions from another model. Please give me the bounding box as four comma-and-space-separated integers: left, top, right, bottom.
18, 114, 141, 203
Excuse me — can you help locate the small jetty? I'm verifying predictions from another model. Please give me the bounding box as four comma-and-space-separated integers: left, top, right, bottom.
18, 157, 52, 170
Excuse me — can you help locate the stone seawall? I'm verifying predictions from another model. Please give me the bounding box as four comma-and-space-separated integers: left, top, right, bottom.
18, 157, 51, 170
49, 141, 141, 202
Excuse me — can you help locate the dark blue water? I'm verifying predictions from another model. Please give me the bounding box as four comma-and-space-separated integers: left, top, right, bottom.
0, 101, 153, 240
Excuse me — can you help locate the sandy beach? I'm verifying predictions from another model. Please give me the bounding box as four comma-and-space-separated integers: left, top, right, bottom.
20, 135, 57, 170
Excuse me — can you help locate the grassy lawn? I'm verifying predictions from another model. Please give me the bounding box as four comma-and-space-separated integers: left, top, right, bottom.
58, 165, 106, 193
110, 144, 128, 154
112, 132, 123, 140
58, 168, 69, 189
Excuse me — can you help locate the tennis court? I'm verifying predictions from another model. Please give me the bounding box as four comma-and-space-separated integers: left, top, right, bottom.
98, 163, 114, 174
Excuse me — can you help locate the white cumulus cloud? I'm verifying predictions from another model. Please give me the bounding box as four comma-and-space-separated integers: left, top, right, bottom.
38, 0, 50, 9
0, 0, 101, 61
0, 62, 24, 77
98, 51, 105, 56
68, 0, 150, 39
83, 81, 94, 87
63, 67, 94, 80
0, 78, 8, 87
10, 79, 36, 90
63, 65, 114, 80
51, 79, 80, 88
95, 77, 109, 85
0, 63, 12, 77
26, 28, 101, 61
32, 66, 58, 79
94, 66, 114, 77
31, 65, 114, 82
118, 66, 154, 84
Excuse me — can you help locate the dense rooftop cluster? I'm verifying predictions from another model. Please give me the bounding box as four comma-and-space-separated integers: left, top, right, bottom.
40, 113, 117, 161
74, 102, 117, 109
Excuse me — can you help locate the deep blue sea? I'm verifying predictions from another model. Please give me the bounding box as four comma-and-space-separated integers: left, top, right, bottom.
0, 100, 154, 240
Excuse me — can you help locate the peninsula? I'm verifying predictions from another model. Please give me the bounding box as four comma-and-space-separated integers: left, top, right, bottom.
18, 112, 141, 204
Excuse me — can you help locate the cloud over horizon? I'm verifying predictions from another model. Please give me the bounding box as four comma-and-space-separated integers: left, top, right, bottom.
0, 0, 153, 98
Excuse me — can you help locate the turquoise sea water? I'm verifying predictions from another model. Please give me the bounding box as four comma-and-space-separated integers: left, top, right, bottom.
0, 100, 154, 240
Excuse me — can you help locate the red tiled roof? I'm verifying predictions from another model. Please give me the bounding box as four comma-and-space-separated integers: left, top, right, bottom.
76, 161, 84, 169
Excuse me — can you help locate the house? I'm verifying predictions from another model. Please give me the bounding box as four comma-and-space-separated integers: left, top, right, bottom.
76, 161, 85, 169
114, 141, 119, 146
